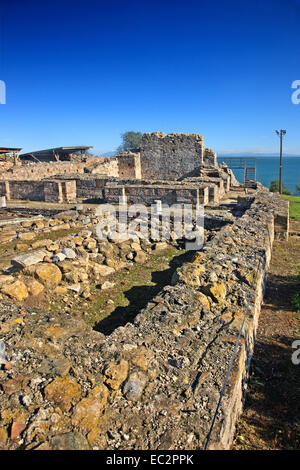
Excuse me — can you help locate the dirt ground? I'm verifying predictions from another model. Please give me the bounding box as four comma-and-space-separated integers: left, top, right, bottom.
232, 220, 300, 450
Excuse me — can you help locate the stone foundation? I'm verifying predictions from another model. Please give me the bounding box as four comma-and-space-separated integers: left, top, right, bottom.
0, 188, 290, 450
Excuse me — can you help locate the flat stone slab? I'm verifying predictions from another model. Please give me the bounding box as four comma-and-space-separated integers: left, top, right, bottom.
0, 215, 44, 227
11, 250, 47, 268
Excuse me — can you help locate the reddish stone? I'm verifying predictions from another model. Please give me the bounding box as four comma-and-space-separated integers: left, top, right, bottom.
10, 421, 26, 440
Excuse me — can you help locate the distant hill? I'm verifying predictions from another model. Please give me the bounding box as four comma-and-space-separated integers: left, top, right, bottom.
218, 152, 300, 158
101, 151, 117, 157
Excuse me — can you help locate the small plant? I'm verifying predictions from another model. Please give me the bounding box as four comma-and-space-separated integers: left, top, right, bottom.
269, 180, 292, 195
292, 291, 300, 311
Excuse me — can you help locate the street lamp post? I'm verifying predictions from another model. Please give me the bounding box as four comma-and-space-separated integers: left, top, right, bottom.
275, 129, 286, 194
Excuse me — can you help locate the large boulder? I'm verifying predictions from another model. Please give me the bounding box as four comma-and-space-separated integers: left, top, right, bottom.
35, 263, 62, 287
1, 280, 28, 301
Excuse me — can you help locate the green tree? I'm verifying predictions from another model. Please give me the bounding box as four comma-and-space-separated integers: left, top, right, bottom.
117, 131, 143, 152
269, 180, 292, 195
296, 185, 300, 195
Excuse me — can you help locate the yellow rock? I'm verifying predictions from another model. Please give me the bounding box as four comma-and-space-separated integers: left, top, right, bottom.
0, 427, 8, 446
177, 263, 205, 287
16, 243, 29, 251
18, 232, 35, 241
71, 384, 109, 432
128, 347, 152, 371
44, 376, 82, 412
54, 286, 68, 295
35, 263, 62, 287
104, 359, 129, 390
209, 282, 227, 303
246, 270, 256, 285
0, 275, 15, 287
31, 239, 52, 249
26, 278, 44, 296
195, 292, 211, 310
1, 280, 28, 301
34, 221, 44, 229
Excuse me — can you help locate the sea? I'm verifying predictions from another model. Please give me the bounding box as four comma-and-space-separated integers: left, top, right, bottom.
217, 156, 300, 195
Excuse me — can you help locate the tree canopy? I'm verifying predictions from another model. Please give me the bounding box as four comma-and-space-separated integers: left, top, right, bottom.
117, 131, 143, 152
269, 180, 292, 195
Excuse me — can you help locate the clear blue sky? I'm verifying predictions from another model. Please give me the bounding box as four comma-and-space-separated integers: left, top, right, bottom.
0, 0, 300, 155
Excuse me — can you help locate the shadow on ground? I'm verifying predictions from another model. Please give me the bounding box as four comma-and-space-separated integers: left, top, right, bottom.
93, 250, 194, 335
236, 336, 300, 449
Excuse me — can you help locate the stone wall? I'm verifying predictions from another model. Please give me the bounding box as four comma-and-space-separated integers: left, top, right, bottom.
116, 153, 141, 179
0, 180, 76, 203
140, 133, 205, 180
104, 184, 209, 205
0, 157, 119, 181
0, 188, 290, 450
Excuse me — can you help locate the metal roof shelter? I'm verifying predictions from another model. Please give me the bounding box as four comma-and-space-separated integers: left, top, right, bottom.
0, 147, 23, 164
20, 146, 93, 162
0, 147, 22, 154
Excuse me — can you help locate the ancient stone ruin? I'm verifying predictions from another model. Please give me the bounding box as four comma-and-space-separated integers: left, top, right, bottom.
0, 132, 231, 206
0, 132, 289, 450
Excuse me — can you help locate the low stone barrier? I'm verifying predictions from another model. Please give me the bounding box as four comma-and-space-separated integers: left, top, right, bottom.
0, 189, 289, 450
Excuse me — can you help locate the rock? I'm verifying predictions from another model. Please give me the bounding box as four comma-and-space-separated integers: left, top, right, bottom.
0, 275, 15, 287
47, 242, 60, 252
54, 286, 68, 295
78, 230, 92, 238
57, 260, 74, 273
26, 278, 44, 296
62, 248, 76, 259
101, 281, 115, 290
92, 264, 115, 277
195, 292, 211, 310
35, 263, 62, 287
71, 384, 109, 432
174, 263, 206, 287
44, 376, 82, 411
67, 284, 81, 293
152, 242, 169, 254
104, 359, 129, 390
81, 288, 90, 299
131, 242, 141, 251
11, 250, 47, 268
38, 356, 71, 376
1, 280, 28, 301
34, 220, 44, 229
0, 427, 8, 446
73, 236, 83, 246
133, 251, 147, 263
51, 432, 90, 450
16, 243, 28, 251
11, 421, 26, 440
18, 232, 35, 241
123, 371, 147, 401
51, 223, 70, 231
83, 238, 97, 250
2, 376, 29, 395
51, 252, 66, 263
31, 239, 52, 249
208, 282, 227, 303
56, 210, 79, 220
